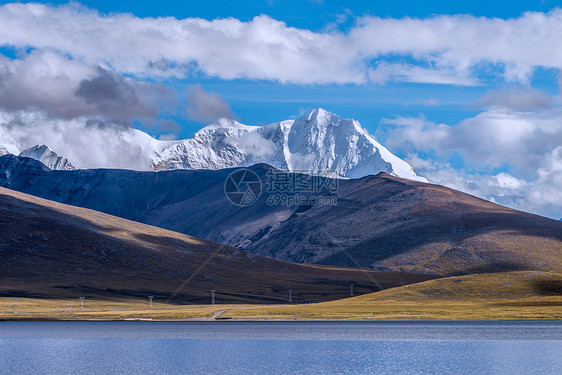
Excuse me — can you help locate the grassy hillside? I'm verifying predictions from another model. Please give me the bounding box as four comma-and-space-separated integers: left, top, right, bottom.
0, 187, 433, 304
221, 271, 562, 320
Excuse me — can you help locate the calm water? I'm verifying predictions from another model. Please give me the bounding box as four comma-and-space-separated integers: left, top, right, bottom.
0, 321, 560, 374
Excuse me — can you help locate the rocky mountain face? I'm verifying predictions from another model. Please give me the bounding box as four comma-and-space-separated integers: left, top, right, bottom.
19, 145, 75, 171
152, 108, 426, 181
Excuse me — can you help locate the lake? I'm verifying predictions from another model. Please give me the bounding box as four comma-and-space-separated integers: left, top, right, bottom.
0, 321, 560, 374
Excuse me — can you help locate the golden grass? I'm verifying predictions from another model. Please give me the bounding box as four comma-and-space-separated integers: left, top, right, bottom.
2, 271, 560, 321
222, 271, 562, 320
222, 299, 562, 320
0, 298, 251, 320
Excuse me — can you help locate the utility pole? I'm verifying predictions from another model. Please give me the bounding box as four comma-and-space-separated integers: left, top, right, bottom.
211, 290, 216, 305
79, 297, 85, 310
67, 304, 73, 313
288, 289, 293, 304
350, 283, 354, 297
149, 295, 154, 308
12, 299, 18, 315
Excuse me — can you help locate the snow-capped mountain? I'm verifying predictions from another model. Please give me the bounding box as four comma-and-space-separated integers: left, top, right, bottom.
19, 145, 76, 171
0, 145, 8, 156
153, 108, 427, 181
0, 108, 426, 180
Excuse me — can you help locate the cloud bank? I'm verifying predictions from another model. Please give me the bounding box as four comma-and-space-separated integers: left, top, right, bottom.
1, 3, 562, 84
0, 110, 168, 170
378, 104, 562, 218
0, 49, 171, 125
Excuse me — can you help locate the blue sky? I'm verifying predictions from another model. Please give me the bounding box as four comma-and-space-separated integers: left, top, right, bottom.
0, 1, 561, 218
41, 0, 559, 27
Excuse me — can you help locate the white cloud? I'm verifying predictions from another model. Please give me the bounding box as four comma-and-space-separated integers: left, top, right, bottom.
0, 3, 360, 84
528, 146, 562, 210
1, 3, 562, 84
0, 49, 172, 125
368, 63, 480, 86
0, 123, 20, 154
238, 131, 276, 158
0, 110, 166, 170
380, 107, 562, 177
474, 87, 552, 110
158, 133, 178, 141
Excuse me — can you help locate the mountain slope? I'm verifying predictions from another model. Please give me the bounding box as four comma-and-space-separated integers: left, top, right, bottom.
1, 155, 561, 276
19, 145, 75, 171
153, 108, 426, 181
0, 186, 432, 303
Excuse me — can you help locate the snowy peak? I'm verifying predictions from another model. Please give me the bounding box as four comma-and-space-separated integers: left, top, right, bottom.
305, 107, 329, 121
280, 108, 423, 180
153, 108, 427, 182
19, 145, 76, 171
196, 117, 259, 133
152, 118, 265, 171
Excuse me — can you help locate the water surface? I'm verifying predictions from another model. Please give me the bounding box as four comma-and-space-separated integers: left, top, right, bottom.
0, 321, 560, 374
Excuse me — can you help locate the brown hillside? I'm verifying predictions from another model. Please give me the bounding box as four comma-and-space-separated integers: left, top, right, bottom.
0, 187, 433, 304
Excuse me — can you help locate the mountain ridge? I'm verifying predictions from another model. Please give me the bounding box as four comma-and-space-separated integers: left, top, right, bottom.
152, 108, 427, 181
1, 155, 560, 276
0, 109, 426, 181
19, 144, 76, 171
